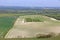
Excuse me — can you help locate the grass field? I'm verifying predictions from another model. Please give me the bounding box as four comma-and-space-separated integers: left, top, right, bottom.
0, 36, 60, 40
4, 15, 60, 39
0, 14, 60, 40
0, 14, 19, 38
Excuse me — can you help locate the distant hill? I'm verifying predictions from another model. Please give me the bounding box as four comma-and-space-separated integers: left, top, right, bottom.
0, 6, 60, 10
0, 6, 60, 20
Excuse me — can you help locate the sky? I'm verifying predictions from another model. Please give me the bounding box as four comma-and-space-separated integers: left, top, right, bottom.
0, 0, 60, 7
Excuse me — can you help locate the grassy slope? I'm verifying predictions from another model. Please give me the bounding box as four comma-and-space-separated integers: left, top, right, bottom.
3, 15, 60, 40
0, 14, 18, 38
0, 14, 60, 40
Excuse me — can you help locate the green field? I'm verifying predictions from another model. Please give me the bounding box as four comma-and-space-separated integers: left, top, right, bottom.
0, 14, 19, 38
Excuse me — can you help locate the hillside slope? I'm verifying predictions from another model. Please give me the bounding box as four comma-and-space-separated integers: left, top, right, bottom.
5, 15, 60, 38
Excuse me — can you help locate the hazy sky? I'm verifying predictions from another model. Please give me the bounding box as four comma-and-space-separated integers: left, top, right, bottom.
0, 0, 60, 7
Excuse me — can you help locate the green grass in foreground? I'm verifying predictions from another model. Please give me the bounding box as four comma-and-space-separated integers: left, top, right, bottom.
0, 35, 60, 40
0, 16, 18, 38
0, 38, 49, 40
0, 36, 60, 40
